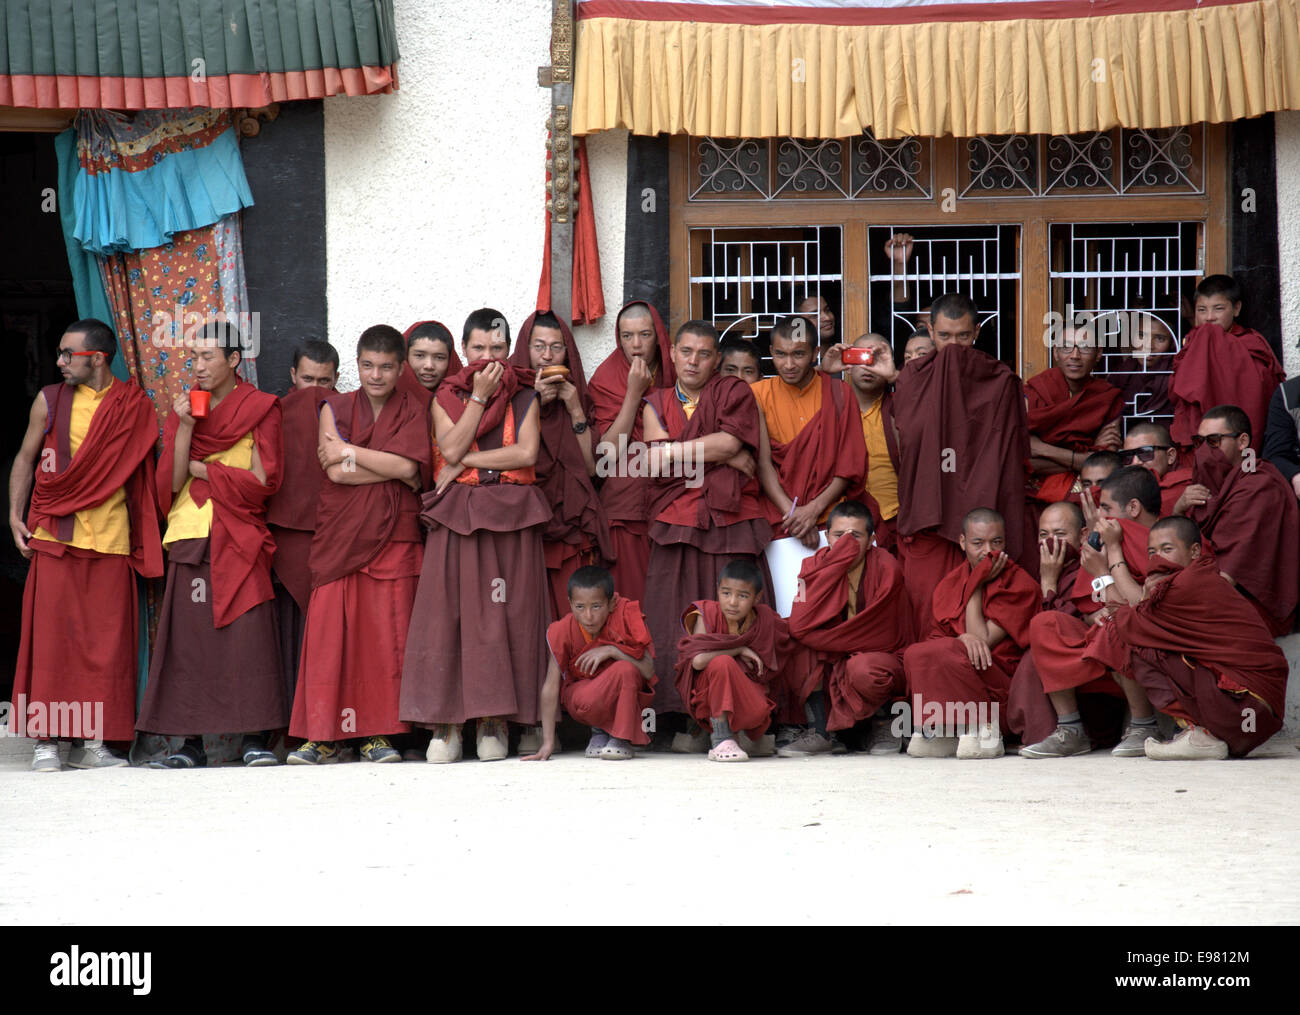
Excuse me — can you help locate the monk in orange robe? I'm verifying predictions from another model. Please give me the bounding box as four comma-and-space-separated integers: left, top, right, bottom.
1018, 466, 1160, 759
902, 508, 1039, 760
9, 320, 161, 772
784, 500, 912, 757
1026, 324, 1124, 504
752, 316, 866, 548
526, 565, 655, 762
1119, 421, 1189, 516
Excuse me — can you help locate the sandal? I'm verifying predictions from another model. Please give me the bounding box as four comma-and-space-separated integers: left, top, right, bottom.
598, 737, 633, 761
707, 738, 749, 763
585, 729, 611, 758
149, 742, 207, 769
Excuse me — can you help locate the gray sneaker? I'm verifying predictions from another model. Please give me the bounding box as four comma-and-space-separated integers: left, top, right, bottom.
777, 730, 834, 757
67, 740, 129, 769
1112, 723, 1157, 757
1019, 725, 1093, 758
866, 716, 904, 755
32, 742, 61, 773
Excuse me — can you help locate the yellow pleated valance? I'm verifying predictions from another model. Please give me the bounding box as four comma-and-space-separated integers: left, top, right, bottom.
573, 0, 1300, 139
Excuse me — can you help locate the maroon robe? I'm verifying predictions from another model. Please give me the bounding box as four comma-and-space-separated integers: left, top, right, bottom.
1170, 323, 1284, 450
289, 388, 431, 742
1189, 443, 1299, 635
786, 537, 912, 730
267, 385, 328, 610
587, 300, 676, 602
1156, 464, 1193, 516
14, 379, 161, 741
1025, 367, 1124, 503
548, 597, 655, 744
509, 312, 614, 618
903, 553, 1040, 733
641, 374, 770, 712
675, 600, 791, 739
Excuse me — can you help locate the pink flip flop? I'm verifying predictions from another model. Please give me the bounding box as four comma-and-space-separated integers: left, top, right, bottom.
707, 738, 749, 763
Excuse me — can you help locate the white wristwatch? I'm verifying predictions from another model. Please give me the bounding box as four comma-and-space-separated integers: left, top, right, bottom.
1091, 574, 1116, 595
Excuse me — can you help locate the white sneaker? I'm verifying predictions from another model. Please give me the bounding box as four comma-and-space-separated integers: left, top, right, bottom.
906, 733, 958, 758
517, 726, 543, 755
1145, 725, 1229, 761
737, 731, 775, 757
425, 724, 462, 764
67, 740, 129, 769
475, 718, 508, 762
956, 722, 1004, 760
32, 742, 61, 773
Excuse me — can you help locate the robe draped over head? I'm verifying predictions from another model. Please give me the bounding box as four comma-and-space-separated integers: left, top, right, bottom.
761, 373, 867, 528
28, 379, 162, 577
507, 312, 613, 559
1169, 323, 1284, 449
931, 552, 1040, 672
891, 344, 1031, 563
644, 374, 764, 530
400, 320, 464, 410
1189, 445, 1299, 632
1068, 516, 1150, 614
309, 388, 432, 588
157, 380, 281, 627
788, 535, 912, 653
1098, 554, 1288, 720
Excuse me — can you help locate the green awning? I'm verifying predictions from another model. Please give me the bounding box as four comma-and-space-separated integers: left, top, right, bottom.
1, 0, 399, 109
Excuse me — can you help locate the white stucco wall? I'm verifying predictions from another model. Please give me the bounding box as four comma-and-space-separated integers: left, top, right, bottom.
1276, 111, 1300, 378
322, 1, 627, 391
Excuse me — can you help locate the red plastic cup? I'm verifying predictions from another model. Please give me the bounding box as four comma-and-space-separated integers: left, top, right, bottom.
189, 389, 211, 418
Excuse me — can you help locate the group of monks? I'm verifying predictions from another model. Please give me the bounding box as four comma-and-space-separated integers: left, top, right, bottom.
8, 272, 1295, 771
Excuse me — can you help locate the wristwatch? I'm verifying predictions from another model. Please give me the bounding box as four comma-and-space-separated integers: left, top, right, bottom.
1091, 574, 1116, 595
572, 420, 588, 434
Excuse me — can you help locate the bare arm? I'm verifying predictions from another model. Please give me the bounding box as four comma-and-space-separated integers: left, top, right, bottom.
459, 398, 541, 472
522, 656, 562, 761
756, 412, 793, 515
641, 403, 742, 465
8, 394, 47, 557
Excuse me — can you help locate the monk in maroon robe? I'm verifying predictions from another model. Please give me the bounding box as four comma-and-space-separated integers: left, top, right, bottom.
751, 317, 867, 547
892, 293, 1032, 637
641, 321, 770, 716
1006, 502, 1125, 754
1081, 517, 1287, 758
1119, 421, 1190, 516
903, 508, 1039, 759
9, 320, 161, 771
1186, 404, 1299, 636
401, 309, 550, 764
399, 320, 462, 410
137, 325, 285, 768
267, 339, 338, 700
286, 327, 431, 765
508, 311, 613, 620
587, 301, 675, 603
1019, 466, 1161, 758
783, 501, 911, 757
1026, 325, 1124, 504
1170, 276, 1285, 450
676, 558, 804, 761
525, 566, 654, 761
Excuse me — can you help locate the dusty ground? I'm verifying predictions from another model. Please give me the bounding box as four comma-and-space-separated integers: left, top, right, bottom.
2, 732, 1297, 925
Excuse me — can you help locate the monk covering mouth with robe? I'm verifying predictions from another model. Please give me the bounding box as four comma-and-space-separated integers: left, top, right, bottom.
1018, 466, 1161, 758
676, 557, 800, 762
508, 310, 613, 621
137, 322, 286, 768
1120, 421, 1189, 517
286, 326, 431, 766
783, 500, 911, 757
891, 293, 1032, 636
526, 565, 655, 762
751, 316, 866, 548
1006, 501, 1124, 754
902, 507, 1039, 760
9, 319, 162, 772
401, 309, 550, 764
1185, 404, 1299, 636
267, 339, 338, 702
1169, 275, 1285, 450
1026, 324, 1124, 504
641, 320, 771, 718
1080, 517, 1287, 759
587, 301, 675, 603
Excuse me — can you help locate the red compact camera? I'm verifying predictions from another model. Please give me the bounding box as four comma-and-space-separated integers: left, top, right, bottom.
842, 346, 876, 366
